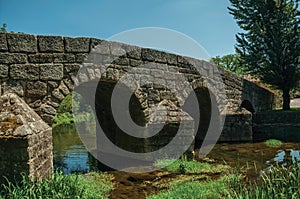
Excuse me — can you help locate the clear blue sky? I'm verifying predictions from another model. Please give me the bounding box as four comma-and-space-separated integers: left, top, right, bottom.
0, 0, 241, 57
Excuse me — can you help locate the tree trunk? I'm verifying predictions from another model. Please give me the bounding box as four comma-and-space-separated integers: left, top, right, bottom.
282, 88, 291, 110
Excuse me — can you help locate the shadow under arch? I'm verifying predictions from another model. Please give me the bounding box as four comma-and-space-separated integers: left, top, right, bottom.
241, 100, 255, 113
183, 87, 220, 149
75, 79, 184, 170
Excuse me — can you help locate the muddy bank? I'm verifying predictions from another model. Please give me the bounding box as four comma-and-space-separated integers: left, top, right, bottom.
108, 142, 300, 198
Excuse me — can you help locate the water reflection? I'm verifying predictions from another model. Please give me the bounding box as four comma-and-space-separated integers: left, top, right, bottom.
205, 142, 300, 176
266, 149, 300, 164
52, 123, 98, 174
53, 125, 300, 175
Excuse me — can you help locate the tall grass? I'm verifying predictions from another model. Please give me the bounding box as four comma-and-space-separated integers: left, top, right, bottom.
0, 172, 113, 199
229, 162, 300, 199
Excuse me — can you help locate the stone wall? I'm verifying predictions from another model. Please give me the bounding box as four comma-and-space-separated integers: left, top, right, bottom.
0, 93, 53, 182
0, 32, 280, 148
253, 111, 300, 142
242, 79, 281, 112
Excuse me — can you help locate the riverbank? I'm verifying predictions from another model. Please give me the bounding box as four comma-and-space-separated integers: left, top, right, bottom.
2, 153, 300, 199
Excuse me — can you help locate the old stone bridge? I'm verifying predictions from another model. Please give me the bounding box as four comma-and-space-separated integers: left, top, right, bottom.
0, 33, 280, 176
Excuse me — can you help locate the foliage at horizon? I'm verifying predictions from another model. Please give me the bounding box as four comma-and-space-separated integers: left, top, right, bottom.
210, 54, 247, 75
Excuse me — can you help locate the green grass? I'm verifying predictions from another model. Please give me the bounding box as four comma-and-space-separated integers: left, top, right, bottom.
264, 139, 283, 148
0, 172, 114, 199
151, 158, 300, 199
229, 162, 300, 199
147, 174, 238, 199
154, 157, 230, 174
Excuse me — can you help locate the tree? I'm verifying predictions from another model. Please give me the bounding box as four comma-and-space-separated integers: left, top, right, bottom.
0, 23, 7, 33
228, 0, 300, 110
210, 54, 246, 75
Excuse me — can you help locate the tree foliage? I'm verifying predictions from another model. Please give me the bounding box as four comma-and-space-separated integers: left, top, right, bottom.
228, 0, 300, 110
210, 54, 246, 75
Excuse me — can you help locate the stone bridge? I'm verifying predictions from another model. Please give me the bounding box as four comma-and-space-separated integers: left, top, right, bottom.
0, 33, 279, 158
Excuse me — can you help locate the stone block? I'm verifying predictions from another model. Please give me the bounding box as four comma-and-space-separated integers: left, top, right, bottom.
64, 37, 90, 53
0, 33, 8, 51
58, 81, 70, 96
28, 54, 53, 63
26, 81, 47, 98
0, 53, 27, 64
75, 53, 88, 63
64, 63, 81, 73
10, 64, 39, 80
165, 53, 177, 65
40, 64, 63, 80
51, 88, 65, 101
141, 48, 167, 63
90, 38, 110, 54
53, 53, 76, 63
112, 57, 129, 66
37, 35, 64, 52
0, 64, 8, 78
1, 80, 24, 97
40, 104, 56, 116
7, 34, 37, 53
129, 59, 142, 67
126, 46, 141, 60
110, 41, 126, 56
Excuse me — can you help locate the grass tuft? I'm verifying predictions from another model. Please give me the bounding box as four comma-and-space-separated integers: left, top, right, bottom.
155, 157, 230, 174
147, 174, 238, 199
265, 139, 283, 148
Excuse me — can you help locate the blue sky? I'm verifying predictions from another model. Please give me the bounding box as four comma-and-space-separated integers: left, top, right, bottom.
0, 0, 241, 57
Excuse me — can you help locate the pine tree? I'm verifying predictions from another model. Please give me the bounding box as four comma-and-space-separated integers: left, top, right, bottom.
229, 0, 300, 110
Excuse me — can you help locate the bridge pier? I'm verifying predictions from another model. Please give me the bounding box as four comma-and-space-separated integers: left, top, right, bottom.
0, 93, 53, 182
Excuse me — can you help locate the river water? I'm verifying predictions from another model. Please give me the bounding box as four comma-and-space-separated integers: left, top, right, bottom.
52, 124, 300, 174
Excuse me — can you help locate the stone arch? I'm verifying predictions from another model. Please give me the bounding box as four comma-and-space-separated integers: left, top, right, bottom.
183, 86, 220, 149
94, 80, 147, 152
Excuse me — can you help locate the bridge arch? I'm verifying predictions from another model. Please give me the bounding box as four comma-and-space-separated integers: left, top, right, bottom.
240, 100, 255, 113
